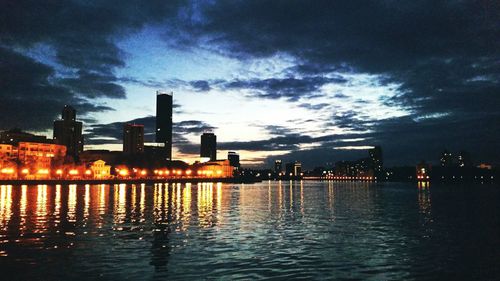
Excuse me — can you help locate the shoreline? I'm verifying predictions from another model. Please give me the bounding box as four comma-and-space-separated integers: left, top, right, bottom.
0, 177, 260, 185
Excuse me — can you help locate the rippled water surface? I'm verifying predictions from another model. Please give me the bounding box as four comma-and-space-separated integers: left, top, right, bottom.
0, 181, 499, 280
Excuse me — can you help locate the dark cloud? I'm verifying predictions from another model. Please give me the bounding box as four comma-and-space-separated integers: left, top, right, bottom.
170, 0, 500, 166
0, 47, 113, 130
59, 70, 126, 99
221, 76, 345, 101
2, 0, 500, 166
0, 0, 186, 130
86, 116, 156, 145
189, 80, 211, 92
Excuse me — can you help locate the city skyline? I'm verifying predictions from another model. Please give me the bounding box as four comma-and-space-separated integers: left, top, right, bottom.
1, 1, 499, 168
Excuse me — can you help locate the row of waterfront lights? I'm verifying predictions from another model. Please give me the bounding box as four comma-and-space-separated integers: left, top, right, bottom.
1, 167, 221, 178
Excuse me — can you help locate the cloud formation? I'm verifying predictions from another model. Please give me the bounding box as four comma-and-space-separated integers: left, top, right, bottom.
0, 0, 186, 130
1, 0, 499, 166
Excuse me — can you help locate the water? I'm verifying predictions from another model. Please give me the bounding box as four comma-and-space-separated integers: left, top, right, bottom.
0, 181, 499, 280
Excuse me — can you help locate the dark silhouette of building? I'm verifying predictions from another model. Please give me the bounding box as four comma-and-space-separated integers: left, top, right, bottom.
285, 161, 302, 176
228, 151, 240, 168
156, 91, 173, 161
123, 124, 144, 155
53, 105, 83, 161
440, 150, 454, 167
0, 128, 51, 144
200, 132, 216, 161
274, 160, 282, 174
369, 146, 383, 172
458, 150, 472, 168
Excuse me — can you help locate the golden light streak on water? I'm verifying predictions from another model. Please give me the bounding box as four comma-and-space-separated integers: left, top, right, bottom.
84, 184, 90, 219
182, 183, 192, 230
68, 184, 77, 222
0, 185, 12, 228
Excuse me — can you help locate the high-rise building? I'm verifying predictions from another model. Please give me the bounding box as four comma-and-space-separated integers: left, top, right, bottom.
369, 146, 383, 172
53, 105, 83, 161
200, 133, 217, 161
228, 151, 240, 168
274, 160, 282, 174
156, 91, 173, 160
123, 124, 144, 155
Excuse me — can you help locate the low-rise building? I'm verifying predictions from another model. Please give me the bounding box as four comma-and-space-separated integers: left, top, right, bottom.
90, 160, 111, 179
193, 160, 233, 178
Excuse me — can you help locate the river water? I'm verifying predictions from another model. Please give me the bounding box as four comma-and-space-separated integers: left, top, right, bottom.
0, 181, 499, 280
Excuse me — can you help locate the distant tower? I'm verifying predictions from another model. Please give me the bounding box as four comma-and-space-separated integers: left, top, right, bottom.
228, 151, 240, 168
200, 132, 217, 161
156, 91, 173, 161
274, 160, 282, 174
123, 124, 144, 155
53, 105, 83, 161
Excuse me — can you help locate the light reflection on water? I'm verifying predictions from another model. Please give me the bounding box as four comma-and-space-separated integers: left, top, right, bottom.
0, 181, 499, 280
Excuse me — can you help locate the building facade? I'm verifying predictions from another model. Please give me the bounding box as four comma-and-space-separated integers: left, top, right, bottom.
53, 105, 83, 161
200, 132, 217, 161
90, 160, 111, 179
274, 160, 282, 174
285, 161, 302, 177
194, 160, 233, 178
227, 151, 240, 168
123, 124, 144, 155
155, 91, 173, 161
17, 142, 67, 169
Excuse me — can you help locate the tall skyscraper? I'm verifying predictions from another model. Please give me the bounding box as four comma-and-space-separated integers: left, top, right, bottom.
156, 91, 173, 160
123, 124, 144, 155
53, 105, 83, 161
200, 132, 217, 161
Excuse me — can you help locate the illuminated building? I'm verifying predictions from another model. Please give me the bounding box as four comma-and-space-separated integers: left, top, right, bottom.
193, 160, 233, 178
123, 124, 144, 155
285, 161, 302, 177
200, 133, 217, 161
17, 142, 66, 169
227, 151, 240, 168
416, 161, 431, 180
90, 160, 111, 179
440, 150, 454, 167
53, 105, 83, 161
0, 130, 66, 179
0, 144, 16, 160
274, 160, 282, 174
334, 159, 373, 178
155, 91, 173, 161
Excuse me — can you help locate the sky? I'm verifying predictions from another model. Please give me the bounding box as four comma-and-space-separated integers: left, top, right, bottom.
0, 0, 499, 168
